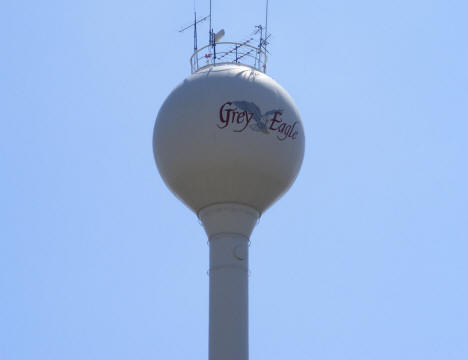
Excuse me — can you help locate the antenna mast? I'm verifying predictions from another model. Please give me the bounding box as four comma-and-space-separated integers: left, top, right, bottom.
194, 11, 198, 52
263, 0, 269, 72
209, 0, 216, 63
265, 0, 269, 48
209, 0, 213, 45
179, 5, 209, 70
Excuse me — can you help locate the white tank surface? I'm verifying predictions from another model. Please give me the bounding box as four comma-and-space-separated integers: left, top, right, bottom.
153, 63, 305, 215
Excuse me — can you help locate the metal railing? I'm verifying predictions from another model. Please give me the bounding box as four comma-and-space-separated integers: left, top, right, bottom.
190, 42, 268, 74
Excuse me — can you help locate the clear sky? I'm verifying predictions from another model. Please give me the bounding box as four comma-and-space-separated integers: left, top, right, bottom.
1, 0, 467, 359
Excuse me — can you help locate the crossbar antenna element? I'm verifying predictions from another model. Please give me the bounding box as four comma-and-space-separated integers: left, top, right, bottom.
179, 13, 209, 52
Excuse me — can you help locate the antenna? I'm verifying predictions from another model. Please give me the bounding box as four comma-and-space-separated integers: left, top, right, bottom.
254, 0, 271, 72
217, 35, 255, 62
263, 0, 269, 72
209, 0, 212, 45
265, 0, 269, 49
209, 0, 217, 63
179, 13, 209, 53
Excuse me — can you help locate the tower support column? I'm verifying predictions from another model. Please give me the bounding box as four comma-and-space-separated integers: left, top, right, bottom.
199, 203, 259, 360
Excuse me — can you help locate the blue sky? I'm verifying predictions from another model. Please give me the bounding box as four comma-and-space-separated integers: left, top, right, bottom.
1, 0, 467, 359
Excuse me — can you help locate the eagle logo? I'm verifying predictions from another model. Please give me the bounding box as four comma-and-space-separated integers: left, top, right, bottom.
232, 101, 283, 134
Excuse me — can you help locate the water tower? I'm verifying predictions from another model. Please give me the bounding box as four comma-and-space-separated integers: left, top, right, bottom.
153, 8, 304, 360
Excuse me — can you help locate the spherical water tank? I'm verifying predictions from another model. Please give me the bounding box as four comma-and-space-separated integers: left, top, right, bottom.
154, 64, 304, 215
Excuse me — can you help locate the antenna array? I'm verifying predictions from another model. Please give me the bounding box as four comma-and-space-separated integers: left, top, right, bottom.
179, 0, 271, 73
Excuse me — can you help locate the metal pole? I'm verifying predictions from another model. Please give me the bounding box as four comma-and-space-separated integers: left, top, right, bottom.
264, 0, 269, 72
209, 0, 214, 65
194, 11, 199, 69
194, 11, 197, 52
199, 203, 259, 360
209, 0, 212, 45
